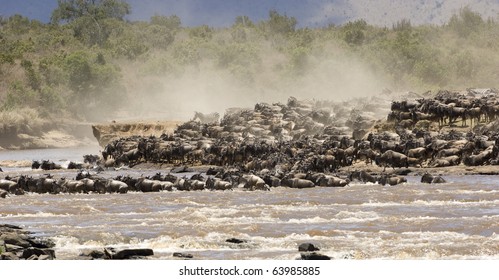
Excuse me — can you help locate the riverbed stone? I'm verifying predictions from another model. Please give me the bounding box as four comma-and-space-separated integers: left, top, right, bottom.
298, 243, 320, 252
104, 247, 154, 259
22, 247, 55, 259
80, 250, 107, 259
226, 238, 247, 244
38, 254, 51, 260
173, 252, 193, 259
4, 244, 24, 253
28, 237, 56, 249
1, 233, 31, 248
1, 252, 20, 260
27, 254, 39, 260
299, 252, 331, 260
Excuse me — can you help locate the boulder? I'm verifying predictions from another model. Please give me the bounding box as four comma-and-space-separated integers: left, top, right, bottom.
104, 247, 154, 259
4, 244, 24, 253
1, 233, 31, 248
298, 243, 320, 252
299, 252, 331, 260
22, 247, 55, 260
225, 238, 247, 244
38, 255, 52, 260
173, 252, 193, 259
1, 252, 20, 260
79, 250, 107, 260
28, 237, 56, 249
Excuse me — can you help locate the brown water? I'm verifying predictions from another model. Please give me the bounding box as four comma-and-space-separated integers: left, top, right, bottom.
1, 175, 498, 260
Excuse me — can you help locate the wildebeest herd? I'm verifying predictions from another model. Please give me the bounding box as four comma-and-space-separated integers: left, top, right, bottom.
3, 88, 499, 197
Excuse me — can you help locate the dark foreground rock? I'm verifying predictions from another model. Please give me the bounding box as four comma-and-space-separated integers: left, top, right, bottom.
0, 224, 56, 260
299, 252, 331, 260
79, 250, 107, 260
226, 238, 248, 244
104, 247, 154, 260
298, 243, 321, 252
173, 252, 194, 259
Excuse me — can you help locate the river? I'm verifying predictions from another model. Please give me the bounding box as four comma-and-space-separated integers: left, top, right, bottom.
0, 147, 498, 260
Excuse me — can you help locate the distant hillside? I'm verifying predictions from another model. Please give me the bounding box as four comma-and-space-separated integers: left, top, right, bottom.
1, 1, 498, 126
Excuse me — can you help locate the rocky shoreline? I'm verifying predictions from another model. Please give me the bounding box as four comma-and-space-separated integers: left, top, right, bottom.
1, 224, 331, 260
0, 224, 56, 260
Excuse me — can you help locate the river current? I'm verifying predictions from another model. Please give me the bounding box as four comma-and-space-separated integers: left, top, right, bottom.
0, 147, 498, 260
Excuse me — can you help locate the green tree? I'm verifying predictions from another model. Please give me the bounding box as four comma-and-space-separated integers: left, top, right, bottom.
21, 59, 41, 91
51, 0, 131, 46
51, 0, 130, 23
448, 6, 484, 38
188, 25, 213, 40
64, 51, 92, 94
234, 16, 254, 28
266, 10, 297, 35
150, 14, 181, 30
343, 20, 367, 45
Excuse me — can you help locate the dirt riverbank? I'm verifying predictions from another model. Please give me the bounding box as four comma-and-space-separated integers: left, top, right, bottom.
91, 120, 182, 146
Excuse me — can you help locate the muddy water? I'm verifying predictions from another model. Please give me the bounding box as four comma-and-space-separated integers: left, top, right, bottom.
0, 145, 101, 171
0, 148, 498, 259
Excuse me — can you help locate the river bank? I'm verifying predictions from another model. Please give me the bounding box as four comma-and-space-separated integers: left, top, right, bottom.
0, 224, 56, 260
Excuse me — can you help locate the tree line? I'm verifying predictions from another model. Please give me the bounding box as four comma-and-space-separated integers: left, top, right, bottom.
0, 0, 498, 121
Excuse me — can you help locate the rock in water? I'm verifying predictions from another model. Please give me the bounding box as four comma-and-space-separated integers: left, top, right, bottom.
300, 252, 331, 260
173, 252, 193, 259
298, 243, 320, 252
22, 247, 55, 260
226, 238, 247, 244
104, 247, 154, 259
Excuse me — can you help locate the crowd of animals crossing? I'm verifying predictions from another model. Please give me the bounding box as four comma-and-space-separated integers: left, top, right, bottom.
4, 89, 499, 197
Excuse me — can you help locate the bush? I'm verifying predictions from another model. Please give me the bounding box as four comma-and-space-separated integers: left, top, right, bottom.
448, 7, 484, 38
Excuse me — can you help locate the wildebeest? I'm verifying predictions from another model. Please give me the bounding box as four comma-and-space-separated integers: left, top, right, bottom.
40, 160, 62, 170
348, 171, 377, 184
183, 179, 205, 191
0, 179, 23, 195
116, 148, 142, 166
57, 178, 85, 193
192, 111, 220, 124
105, 179, 129, 193
463, 146, 494, 166
238, 174, 269, 191
83, 154, 100, 165
135, 177, 172, 192
206, 177, 232, 190
281, 177, 315, 189
375, 150, 409, 171
36, 176, 58, 193
421, 173, 446, 184
317, 175, 349, 187
31, 160, 41, 169
378, 174, 407, 186
430, 155, 461, 167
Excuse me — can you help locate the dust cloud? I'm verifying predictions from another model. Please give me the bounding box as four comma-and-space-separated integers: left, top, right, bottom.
116, 45, 388, 122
